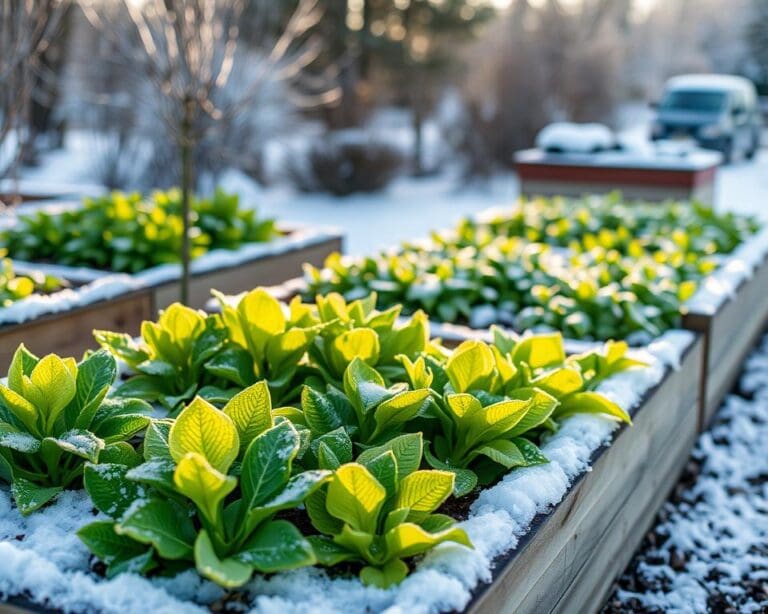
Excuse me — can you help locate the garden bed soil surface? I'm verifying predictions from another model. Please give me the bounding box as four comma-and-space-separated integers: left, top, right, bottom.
603, 330, 768, 614
0, 333, 690, 613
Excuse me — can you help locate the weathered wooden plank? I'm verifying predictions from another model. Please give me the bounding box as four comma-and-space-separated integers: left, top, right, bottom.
468, 336, 702, 614
0, 290, 153, 371
153, 236, 342, 310
683, 253, 768, 428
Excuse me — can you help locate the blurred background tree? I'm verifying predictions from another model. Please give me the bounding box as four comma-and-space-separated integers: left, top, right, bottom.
0, 0, 765, 197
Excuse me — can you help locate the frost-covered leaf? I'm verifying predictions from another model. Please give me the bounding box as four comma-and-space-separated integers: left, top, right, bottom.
77, 521, 150, 570
84, 463, 146, 520
241, 421, 299, 511
116, 498, 196, 560
194, 530, 252, 588
11, 477, 62, 515
235, 519, 314, 572
43, 429, 104, 463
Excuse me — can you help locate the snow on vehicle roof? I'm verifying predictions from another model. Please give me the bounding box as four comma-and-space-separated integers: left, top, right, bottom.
666, 74, 756, 93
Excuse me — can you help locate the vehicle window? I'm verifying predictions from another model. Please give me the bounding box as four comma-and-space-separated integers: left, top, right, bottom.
660, 90, 727, 112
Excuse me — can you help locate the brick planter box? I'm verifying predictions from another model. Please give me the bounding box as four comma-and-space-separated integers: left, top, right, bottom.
514, 148, 722, 204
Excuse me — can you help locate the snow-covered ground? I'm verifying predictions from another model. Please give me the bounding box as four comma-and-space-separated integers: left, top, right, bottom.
16, 115, 768, 257
605, 333, 768, 614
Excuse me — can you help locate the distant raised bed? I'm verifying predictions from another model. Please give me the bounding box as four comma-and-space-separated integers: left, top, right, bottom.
1, 189, 343, 311
0, 179, 105, 205
514, 148, 721, 204
0, 267, 151, 371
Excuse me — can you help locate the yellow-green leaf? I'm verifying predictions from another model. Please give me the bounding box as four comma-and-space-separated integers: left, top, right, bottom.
0, 385, 38, 434
326, 463, 386, 534
223, 381, 273, 451
169, 397, 239, 473
394, 470, 454, 519
174, 452, 236, 525
330, 328, 380, 375
555, 392, 631, 424
511, 333, 566, 370
445, 341, 495, 393
384, 522, 471, 559
29, 354, 77, 430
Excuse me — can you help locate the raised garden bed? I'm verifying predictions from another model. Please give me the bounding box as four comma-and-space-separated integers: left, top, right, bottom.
467, 332, 702, 613
514, 148, 721, 204
0, 179, 106, 205
682, 225, 768, 429
2, 190, 344, 311
0, 278, 151, 371
0, 289, 691, 613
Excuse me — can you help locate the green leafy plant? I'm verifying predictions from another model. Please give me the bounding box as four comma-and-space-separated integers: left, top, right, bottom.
293, 358, 432, 457
459, 195, 759, 256
415, 333, 635, 495
95, 303, 229, 413
306, 433, 471, 588
304, 196, 760, 343
78, 383, 330, 586
211, 288, 326, 404
0, 345, 151, 514
307, 291, 430, 383
1, 188, 277, 274
0, 250, 64, 307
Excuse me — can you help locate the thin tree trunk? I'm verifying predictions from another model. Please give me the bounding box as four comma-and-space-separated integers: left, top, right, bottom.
180, 96, 194, 306
412, 102, 424, 176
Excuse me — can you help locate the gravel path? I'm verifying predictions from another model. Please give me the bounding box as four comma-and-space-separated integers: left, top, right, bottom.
603, 333, 768, 614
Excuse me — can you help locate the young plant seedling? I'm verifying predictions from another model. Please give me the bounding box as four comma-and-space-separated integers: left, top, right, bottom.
210, 288, 326, 405
413, 334, 634, 495
306, 433, 471, 588
294, 358, 432, 464
0, 345, 151, 514
78, 382, 329, 587
96, 303, 230, 413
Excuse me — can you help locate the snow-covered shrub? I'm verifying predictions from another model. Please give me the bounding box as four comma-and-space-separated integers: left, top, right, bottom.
286, 131, 405, 196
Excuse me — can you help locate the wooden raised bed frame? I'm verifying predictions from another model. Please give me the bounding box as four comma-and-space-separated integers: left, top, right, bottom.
0, 289, 153, 372
682, 252, 768, 430
468, 336, 703, 614
0, 229, 342, 370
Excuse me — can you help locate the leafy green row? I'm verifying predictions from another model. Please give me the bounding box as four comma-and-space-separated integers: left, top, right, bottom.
453, 195, 759, 256
305, 236, 710, 343
0, 188, 277, 274
0, 250, 63, 308
0, 289, 643, 589
303, 197, 760, 342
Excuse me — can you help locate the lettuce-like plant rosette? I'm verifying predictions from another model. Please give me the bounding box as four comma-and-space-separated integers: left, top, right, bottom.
78, 383, 329, 586
0, 345, 152, 514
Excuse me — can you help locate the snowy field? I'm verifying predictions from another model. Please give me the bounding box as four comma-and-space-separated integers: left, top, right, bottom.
605, 333, 768, 614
